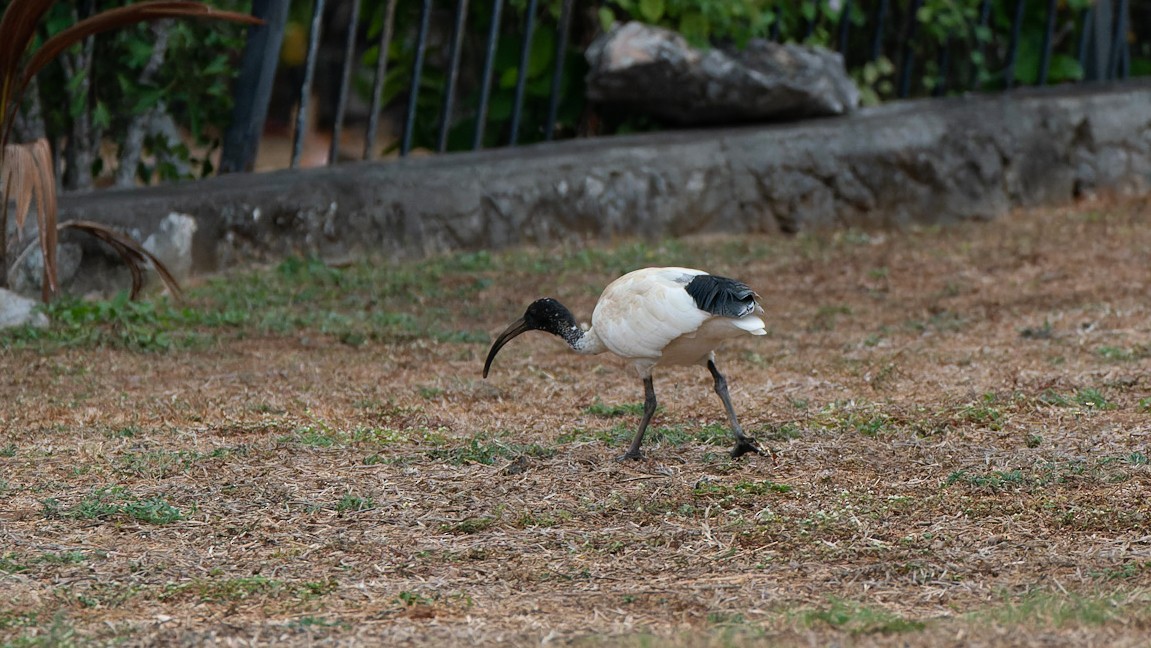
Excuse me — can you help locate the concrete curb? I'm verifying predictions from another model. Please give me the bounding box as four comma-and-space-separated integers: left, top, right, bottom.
57, 80, 1151, 288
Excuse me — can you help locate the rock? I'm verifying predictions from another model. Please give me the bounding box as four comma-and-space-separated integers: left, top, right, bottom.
0, 288, 49, 329
585, 21, 860, 125
7, 240, 84, 298
142, 212, 199, 283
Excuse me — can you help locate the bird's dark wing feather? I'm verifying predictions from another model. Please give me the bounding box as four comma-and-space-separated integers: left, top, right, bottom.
684, 274, 758, 318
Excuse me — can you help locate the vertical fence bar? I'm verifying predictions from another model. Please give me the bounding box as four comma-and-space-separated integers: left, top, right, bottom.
869, 0, 888, 62
837, 0, 852, 58
329, 0, 361, 165
401, 0, 433, 156
897, 0, 923, 98
473, 0, 504, 149
933, 39, 951, 96
1110, 0, 1128, 79
1003, 0, 1026, 89
1038, 0, 1058, 84
220, 0, 288, 173
1081, 0, 1111, 80
364, 0, 398, 160
291, 0, 326, 169
1077, 5, 1092, 70
437, 0, 470, 152
509, 0, 539, 146
968, 0, 991, 90
544, 0, 575, 141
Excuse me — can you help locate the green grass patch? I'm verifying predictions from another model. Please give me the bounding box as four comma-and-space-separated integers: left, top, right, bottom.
974, 590, 1134, 627
799, 597, 926, 634
946, 454, 1146, 493
41, 486, 185, 524
162, 576, 280, 603
584, 399, 646, 418
428, 435, 554, 465
694, 479, 793, 498
116, 446, 243, 478
1040, 388, 1116, 410
441, 516, 499, 534
335, 493, 375, 513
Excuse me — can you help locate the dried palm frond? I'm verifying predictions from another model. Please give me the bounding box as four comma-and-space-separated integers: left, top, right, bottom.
1, 138, 56, 298
59, 219, 184, 301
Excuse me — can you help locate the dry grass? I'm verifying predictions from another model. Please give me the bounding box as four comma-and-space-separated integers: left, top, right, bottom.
2, 197, 1151, 646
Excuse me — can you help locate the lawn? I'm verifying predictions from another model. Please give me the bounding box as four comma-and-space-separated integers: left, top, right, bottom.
2, 197, 1150, 646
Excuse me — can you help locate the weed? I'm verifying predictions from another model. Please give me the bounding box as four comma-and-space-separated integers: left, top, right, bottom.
397, 591, 435, 606
1020, 320, 1053, 339
428, 436, 554, 465
335, 494, 375, 513
0, 443, 15, 457
442, 516, 498, 534
1039, 388, 1116, 410
0, 553, 27, 573
694, 480, 793, 498
288, 616, 343, 629
762, 422, 803, 441
1075, 388, 1113, 409
959, 393, 1003, 429
945, 469, 1028, 492
812, 305, 852, 331
42, 486, 184, 524
163, 576, 279, 603
800, 598, 925, 634
295, 579, 338, 600
976, 590, 1125, 627
584, 399, 646, 418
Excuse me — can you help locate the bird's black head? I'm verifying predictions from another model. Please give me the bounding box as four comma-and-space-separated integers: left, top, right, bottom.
483, 298, 580, 378
522, 298, 579, 337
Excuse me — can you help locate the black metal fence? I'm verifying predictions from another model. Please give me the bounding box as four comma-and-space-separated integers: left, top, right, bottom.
219, 0, 1146, 173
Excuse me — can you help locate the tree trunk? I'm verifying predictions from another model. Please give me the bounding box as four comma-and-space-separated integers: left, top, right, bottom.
59, 5, 100, 191
115, 21, 172, 188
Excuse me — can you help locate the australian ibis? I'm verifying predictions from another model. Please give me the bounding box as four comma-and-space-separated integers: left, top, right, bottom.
483, 267, 766, 460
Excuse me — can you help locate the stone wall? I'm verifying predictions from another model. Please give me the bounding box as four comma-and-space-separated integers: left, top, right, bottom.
55, 80, 1151, 289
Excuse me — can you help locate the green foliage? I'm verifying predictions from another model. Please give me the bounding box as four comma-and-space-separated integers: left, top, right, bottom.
604, 0, 784, 48
801, 597, 926, 634
360, 0, 587, 154
584, 399, 646, 417
427, 435, 554, 465
32, 0, 252, 185
41, 486, 184, 524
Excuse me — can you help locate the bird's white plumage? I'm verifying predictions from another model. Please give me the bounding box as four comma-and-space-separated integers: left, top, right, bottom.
586, 267, 766, 377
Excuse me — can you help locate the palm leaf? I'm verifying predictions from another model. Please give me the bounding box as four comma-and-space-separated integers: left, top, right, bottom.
59, 220, 184, 300
29, 138, 56, 300
1, 138, 56, 298
1, 143, 35, 233
0, 0, 56, 109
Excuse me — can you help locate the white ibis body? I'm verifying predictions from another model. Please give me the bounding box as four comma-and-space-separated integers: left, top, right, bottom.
483, 267, 766, 460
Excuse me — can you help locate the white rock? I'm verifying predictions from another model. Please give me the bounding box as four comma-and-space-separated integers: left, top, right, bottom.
0, 288, 49, 329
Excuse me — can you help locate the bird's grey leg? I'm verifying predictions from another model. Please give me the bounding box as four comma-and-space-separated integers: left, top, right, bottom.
708, 359, 762, 459
619, 377, 657, 461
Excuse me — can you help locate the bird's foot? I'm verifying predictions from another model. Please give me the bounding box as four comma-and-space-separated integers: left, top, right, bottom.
730, 437, 763, 459
616, 450, 644, 462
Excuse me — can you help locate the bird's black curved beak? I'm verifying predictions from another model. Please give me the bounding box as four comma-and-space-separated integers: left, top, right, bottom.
483, 317, 531, 378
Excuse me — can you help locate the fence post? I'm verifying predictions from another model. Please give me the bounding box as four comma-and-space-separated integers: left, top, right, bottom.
219, 0, 288, 174
1081, 0, 1114, 81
